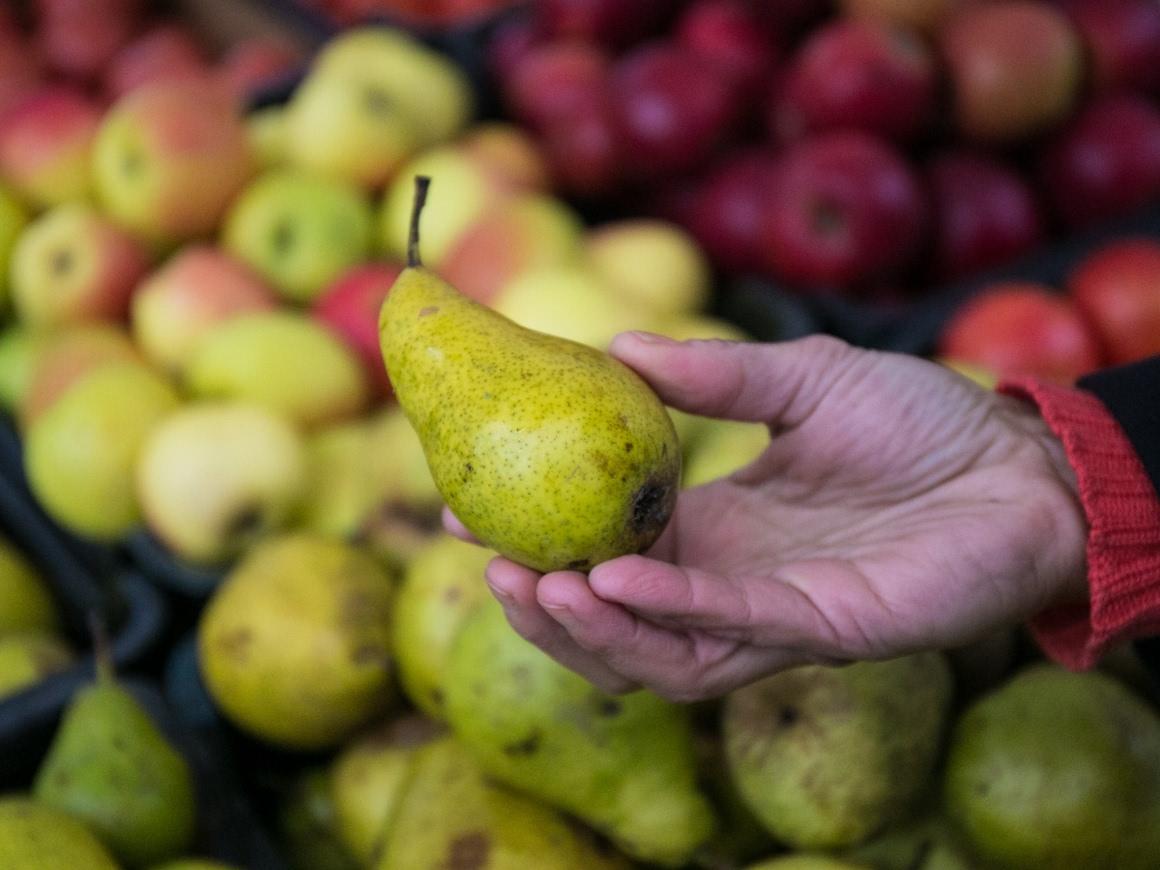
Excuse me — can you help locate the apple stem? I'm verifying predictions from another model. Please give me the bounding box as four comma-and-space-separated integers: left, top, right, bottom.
87, 610, 115, 685
407, 175, 431, 269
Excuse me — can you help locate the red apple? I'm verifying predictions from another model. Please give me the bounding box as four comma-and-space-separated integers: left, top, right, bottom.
759, 131, 928, 291
939, 1, 1084, 143
675, 0, 781, 103
539, 93, 624, 197
487, 17, 542, 86
1057, 0, 1160, 96
216, 37, 304, 100
1037, 94, 1160, 230
770, 18, 937, 143
1068, 238, 1160, 366
939, 282, 1102, 383
608, 42, 741, 180
0, 86, 102, 208
925, 150, 1046, 282
839, 0, 961, 35
35, 0, 143, 82
752, 0, 830, 37
104, 24, 211, 100
533, 0, 677, 50
313, 262, 403, 398
503, 41, 610, 132
0, 31, 45, 118
683, 148, 783, 274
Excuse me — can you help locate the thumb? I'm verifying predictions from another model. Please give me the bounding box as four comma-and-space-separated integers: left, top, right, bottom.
609, 331, 856, 425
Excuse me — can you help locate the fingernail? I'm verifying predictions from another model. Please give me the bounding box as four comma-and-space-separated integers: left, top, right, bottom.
628, 331, 676, 345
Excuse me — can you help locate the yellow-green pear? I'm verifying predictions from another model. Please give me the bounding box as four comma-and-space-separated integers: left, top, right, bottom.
330, 714, 445, 864
944, 664, 1160, 869
184, 311, 369, 429
0, 631, 73, 699
391, 534, 493, 718
745, 857, 872, 870
24, 361, 180, 539
374, 736, 633, 870
724, 654, 954, 850
682, 418, 770, 488
381, 177, 680, 573
198, 534, 396, 750
293, 418, 379, 540
0, 797, 121, 869
584, 219, 712, 317
0, 534, 58, 637
841, 810, 978, 870
0, 325, 51, 413
136, 401, 309, 566
149, 861, 242, 870
0, 182, 29, 307
278, 768, 360, 870
492, 264, 658, 350
443, 597, 716, 866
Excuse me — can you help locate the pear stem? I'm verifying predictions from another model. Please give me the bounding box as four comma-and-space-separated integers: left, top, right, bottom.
407, 174, 431, 269
87, 610, 115, 685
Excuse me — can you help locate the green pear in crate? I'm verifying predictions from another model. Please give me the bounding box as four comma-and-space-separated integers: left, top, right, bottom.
375, 735, 632, 870
744, 856, 872, 870
391, 534, 492, 718
379, 176, 680, 574
840, 809, 978, 870
148, 861, 243, 870
944, 664, 1160, 869
33, 626, 196, 867
724, 653, 954, 850
443, 597, 716, 867
279, 768, 359, 870
0, 797, 120, 869
0, 533, 59, 637
0, 631, 73, 700
330, 713, 445, 864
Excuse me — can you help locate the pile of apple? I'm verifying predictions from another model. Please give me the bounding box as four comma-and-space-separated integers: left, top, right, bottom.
489, 0, 1160, 302
291, 0, 523, 29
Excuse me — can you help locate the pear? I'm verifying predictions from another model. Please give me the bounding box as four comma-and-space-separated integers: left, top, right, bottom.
33, 643, 196, 867
0, 534, 58, 636
374, 736, 632, 870
391, 533, 493, 718
148, 861, 242, 870
0, 324, 50, 413
380, 177, 680, 573
443, 597, 716, 866
724, 654, 954, 850
24, 360, 180, 539
943, 664, 1160, 869
0, 631, 73, 699
293, 418, 380, 540
0, 797, 120, 869
278, 768, 360, 870
744, 857, 872, 870
197, 533, 396, 750
330, 714, 445, 864
840, 810, 979, 870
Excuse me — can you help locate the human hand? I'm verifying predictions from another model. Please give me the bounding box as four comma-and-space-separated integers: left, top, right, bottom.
453, 333, 1088, 701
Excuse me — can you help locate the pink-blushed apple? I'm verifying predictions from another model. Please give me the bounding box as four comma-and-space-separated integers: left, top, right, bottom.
680, 148, 782, 275
1037, 94, 1160, 230
608, 42, 741, 180
0, 87, 102, 209
838, 0, 960, 34
1067, 238, 1160, 366
92, 79, 255, 247
675, 0, 782, 103
939, 1, 1084, 144
35, 0, 143, 82
925, 150, 1046, 282
216, 36, 304, 101
313, 262, 403, 399
131, 244, 279, 375
103, 23, 212, 100
759, 131, 928, 291
9, 203, 152, 328
503, 41, 611, 132
533, 0, 677, 50
1057, 0, 1160, 96
770, 18, 937, 143
457, 123, 552, 193
938, 282, 1102, 384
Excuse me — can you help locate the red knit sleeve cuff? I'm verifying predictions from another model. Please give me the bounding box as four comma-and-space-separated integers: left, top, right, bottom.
998, 377, 1160, 669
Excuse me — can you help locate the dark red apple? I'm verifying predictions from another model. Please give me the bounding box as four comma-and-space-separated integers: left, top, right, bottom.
0, 31, 44, 118
939, 1, 1084, 143
770, 18, 938, 143
35, 0, 143, 82
752, 0, 830, 38
608, 42, 741, 180
104, 24, 211, 99
682, 148, 783, 274
1057, 0, 1160, 96
675, 0, 782, 103
759, 131, 928, 291
838, 0, 960, 35
540, 93, 623, 197
1068, 238, 1160, 365
487, 17, 542, 85
926, 150, 1046, 282
1037, 94, 1160, 230
533, 0, 677, 50
314, 262, 404, 398
503, 41, 610, 132
216, 37, 304, 100
939, 282, 1102, 383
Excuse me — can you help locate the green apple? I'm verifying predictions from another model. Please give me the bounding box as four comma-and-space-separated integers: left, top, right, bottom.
223, 170, 374, 303
0, 183, 28, 309
24, 360, 180, 539
137, 401, 308, 566
93, 80, 255, 247
0, 325, 50, 413
9, 203, 152, 327
184, 310, 369, 428
131, 244, 278, 375
584, 219, 712, 317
